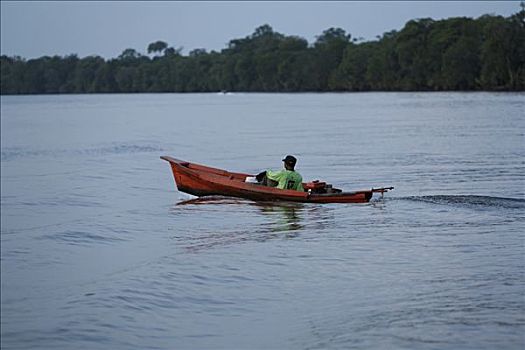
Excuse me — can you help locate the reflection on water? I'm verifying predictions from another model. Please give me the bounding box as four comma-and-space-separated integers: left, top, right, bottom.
176, 196, 249, 206
255, 202, 303, 235
170, 197, 318, 251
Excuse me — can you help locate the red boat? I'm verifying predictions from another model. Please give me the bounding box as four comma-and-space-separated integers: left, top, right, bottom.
161, 156, 393, 204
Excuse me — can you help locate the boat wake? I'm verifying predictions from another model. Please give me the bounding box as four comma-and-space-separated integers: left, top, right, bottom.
173, 194, 525, 211
397, 195, 525, 210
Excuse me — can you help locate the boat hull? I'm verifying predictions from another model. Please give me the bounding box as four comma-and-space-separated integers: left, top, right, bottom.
161, 156, 379, 203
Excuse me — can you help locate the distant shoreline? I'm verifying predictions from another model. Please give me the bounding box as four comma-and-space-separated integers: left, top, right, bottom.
2, 10, 524, 95
3, 91, 523, 98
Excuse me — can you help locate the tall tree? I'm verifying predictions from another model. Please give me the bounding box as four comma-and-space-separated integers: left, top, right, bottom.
147, 41, 168, 55
314, 27, 351, 90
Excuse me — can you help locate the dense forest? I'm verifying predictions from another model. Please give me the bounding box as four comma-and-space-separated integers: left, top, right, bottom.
1, 7, 524, 94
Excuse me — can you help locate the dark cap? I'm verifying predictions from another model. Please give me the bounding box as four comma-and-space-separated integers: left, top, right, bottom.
282, 155, 297, 166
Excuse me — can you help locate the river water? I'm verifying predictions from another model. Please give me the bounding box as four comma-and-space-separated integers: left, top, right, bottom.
1, 92, 524, 349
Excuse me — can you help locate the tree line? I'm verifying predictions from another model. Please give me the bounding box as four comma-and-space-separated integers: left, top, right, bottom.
1, 8, 524, 94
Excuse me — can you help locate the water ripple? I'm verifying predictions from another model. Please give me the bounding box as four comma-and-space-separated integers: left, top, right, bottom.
39, 229, 128, 246
398, 195, 525, 210
1, 143, 165, 161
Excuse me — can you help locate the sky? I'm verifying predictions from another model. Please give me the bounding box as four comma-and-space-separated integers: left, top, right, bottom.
1, 1, 521, 59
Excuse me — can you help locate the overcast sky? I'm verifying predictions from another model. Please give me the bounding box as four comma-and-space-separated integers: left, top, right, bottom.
1, 1, 521, 59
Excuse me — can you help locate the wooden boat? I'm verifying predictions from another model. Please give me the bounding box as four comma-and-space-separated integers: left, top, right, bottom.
161, 156, 393, 204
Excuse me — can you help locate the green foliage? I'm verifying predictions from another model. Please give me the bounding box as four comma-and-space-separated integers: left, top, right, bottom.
147, 41, 168, 55
1, 10, 524, 94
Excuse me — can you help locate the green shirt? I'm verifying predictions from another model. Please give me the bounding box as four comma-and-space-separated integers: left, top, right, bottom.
266, 169, 304, 191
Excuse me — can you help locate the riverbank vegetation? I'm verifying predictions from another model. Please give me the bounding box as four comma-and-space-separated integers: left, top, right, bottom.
1, 8, 524, 94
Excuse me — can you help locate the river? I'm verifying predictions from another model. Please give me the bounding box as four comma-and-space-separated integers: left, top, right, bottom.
1, 92, 524, 349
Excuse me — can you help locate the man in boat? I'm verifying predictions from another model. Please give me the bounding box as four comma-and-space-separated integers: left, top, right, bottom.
256, 155, 304, 191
